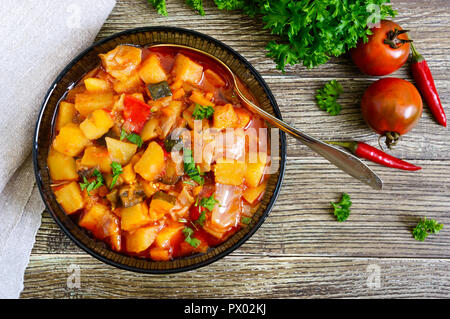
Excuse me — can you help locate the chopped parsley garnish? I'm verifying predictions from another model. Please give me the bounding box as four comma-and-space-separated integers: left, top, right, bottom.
241, 217, 251, 225
120, 128, 143, 148
199, 195, 218, 211
110, 161, 123, 189
183, 180, 195, 186
182, 227, 201, 248
79, 169, 104, 195
412, 218, 444, 241
196, 211, 206, 227
183, 148, 204, 185
120, 128, 127, 141
316, 80, 343, 116
331, 193, 352, 222
192, 104, 214, 120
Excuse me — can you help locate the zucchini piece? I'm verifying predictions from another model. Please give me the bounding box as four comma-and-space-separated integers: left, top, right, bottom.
118, 184, 146, 208
106, 189, 119, 210
147, 81, 172, 100
163, 136, 182, 153
152, 191, 177, 205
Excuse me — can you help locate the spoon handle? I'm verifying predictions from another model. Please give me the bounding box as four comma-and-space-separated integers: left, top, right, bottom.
237, 88, 383, 190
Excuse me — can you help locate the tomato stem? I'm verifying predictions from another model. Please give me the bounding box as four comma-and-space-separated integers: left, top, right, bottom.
383, 131, 401, 149
384, 28, 413, 49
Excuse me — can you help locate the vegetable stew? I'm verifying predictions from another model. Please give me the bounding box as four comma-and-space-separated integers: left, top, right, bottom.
47, 44, 270, 261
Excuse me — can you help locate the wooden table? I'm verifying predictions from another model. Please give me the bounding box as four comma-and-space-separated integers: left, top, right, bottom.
21, 0, 450, 298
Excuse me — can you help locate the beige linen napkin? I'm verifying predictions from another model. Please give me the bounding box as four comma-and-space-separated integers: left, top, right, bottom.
0, 0, 116, 298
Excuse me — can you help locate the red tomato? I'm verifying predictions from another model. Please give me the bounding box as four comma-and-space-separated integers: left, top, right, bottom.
361, 78, 423, 147
351, 20, 411, 76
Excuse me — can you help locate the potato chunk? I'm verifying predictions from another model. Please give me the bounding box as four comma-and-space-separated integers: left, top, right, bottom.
172, 54, 203, 84
74, 92, 114, 116
79, 203, 120, 240
99, 45, 142, 81
52, 124, 89, 157
105, 137, 138, 165
243, 181, 267, 204
55, 101, 75, 131
120, 202, 151, 232
138, 54, 168, 84
134, 142, 165, 181
112, 71, 143, 94
140, 117, 160, 142
84, 78, 111, 93
81, 146, 112, 173
245, 152, 268, 188
47, 148, 78, 181
54, 182, 84, 214
189, 90, 214, 107
213, 104, 238, 129
214, 159, 246, 185
125, 226, 159, 253
155, 223, 184, 248
149, 191, 177, 220
150, 247, 170, 261
79, 109, 114, 140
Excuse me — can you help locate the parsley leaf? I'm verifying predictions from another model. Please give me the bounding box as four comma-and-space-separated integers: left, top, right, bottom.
192, 104, 214, 120
120, 128, 143, 148
126, 133, 143, 148
241, 216, 251, 225
120, 128, 128, 141
110, 162, 123, 189
186, 0, 205, 16
147, 0, 168, 16
331, 193, 352, 222
183, 227, 201, 248
199, 195, 219, 211
79, 169, 104, 195
412, 218, 444, 241
316, 80, 343, 115
196, 210, 206, 227
183, 148, 204, 185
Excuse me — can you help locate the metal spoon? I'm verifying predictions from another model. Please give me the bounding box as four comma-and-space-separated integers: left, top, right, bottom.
149, 44, 383, 190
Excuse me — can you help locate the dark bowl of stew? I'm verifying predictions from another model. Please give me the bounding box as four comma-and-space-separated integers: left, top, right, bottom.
33, 27, 286, 273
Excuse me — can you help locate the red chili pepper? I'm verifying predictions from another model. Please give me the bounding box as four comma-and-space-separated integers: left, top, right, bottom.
123, 95, 151, 133
410, 43, 446, 127
329, 141, 421, 171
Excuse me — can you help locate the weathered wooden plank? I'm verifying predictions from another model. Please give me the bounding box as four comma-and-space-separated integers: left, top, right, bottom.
21, 254, 450, 298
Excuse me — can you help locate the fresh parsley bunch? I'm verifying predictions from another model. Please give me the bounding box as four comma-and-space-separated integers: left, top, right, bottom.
148, 0, 397, 71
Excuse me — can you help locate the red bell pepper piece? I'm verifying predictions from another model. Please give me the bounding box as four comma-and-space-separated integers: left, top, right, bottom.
122, 95, 151, 133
